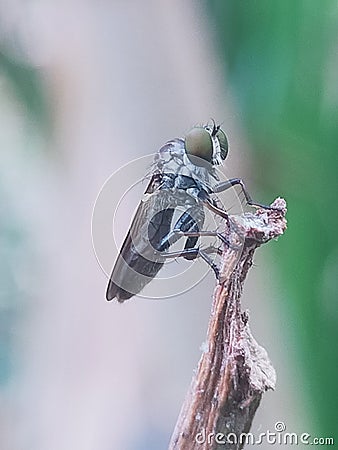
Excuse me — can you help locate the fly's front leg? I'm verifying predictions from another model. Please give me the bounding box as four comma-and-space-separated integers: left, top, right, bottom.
213, 178, 278, 210
197, 189, 230, 224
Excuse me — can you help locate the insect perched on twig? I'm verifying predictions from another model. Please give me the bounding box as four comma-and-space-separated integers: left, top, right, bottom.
106, 121, 274, 302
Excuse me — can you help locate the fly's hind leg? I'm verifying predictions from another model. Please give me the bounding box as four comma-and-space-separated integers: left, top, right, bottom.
158, 207, 203, 252
162, 247, 220, 279
158, 207, 226, 279
176, 229, 230, 247
158, 207, 228, 252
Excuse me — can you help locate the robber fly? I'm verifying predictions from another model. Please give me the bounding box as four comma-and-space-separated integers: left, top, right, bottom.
106, 122, 272, 302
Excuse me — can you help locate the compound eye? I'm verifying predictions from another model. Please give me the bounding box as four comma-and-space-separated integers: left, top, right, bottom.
216, 129, 229, 160
185, 127, 213, 167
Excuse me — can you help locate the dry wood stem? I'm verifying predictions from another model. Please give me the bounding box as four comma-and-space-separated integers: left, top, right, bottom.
169, 198, 287, 450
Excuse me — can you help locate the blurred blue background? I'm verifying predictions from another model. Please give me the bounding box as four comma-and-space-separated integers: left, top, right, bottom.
0, 1, 337, 448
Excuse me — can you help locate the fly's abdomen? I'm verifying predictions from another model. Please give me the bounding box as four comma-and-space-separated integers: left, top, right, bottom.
148, 208, 175, 251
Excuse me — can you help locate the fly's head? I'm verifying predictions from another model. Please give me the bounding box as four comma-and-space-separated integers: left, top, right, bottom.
184, 122, 229, 169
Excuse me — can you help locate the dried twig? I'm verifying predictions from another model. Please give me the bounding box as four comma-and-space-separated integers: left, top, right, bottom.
169, 198, 287, 450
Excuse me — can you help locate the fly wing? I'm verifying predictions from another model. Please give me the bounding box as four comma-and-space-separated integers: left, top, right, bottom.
106, 176, 175, 302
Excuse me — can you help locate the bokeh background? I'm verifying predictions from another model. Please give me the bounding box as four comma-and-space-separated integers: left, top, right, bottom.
1, 1, 337, 449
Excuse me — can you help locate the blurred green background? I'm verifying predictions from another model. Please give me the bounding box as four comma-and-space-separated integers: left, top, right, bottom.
208, 0, 338, 438
0, 1, 337, 448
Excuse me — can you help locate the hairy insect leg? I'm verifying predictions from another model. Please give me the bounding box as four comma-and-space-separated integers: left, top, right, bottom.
213, 177, 278, 210
162, 247, 220, 279
195, 189, 231, 225
174, 230, 230, 246
202, 198, 230, 222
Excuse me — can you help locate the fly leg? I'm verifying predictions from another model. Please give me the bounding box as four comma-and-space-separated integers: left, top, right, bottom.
162, 247, 220, 278
158, 207, 204, 252
212, 178, 278, 210
158, 208, 227, 252
175, 230, 230, 246
158, 208, 226, 279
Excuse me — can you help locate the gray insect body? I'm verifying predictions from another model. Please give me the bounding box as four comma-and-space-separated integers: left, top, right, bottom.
106, 123, 272, 302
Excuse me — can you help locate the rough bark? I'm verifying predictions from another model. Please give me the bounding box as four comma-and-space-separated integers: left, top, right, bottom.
169, 198, 287, 450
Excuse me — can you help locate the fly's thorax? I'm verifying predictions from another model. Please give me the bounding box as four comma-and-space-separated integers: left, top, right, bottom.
171, 188, 201, 206
141, 186, 198, 211
156, 171, 211, 204
155, 139, 213, 188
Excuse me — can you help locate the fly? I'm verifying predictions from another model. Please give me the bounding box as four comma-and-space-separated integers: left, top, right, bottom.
106, 122, 273, 302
